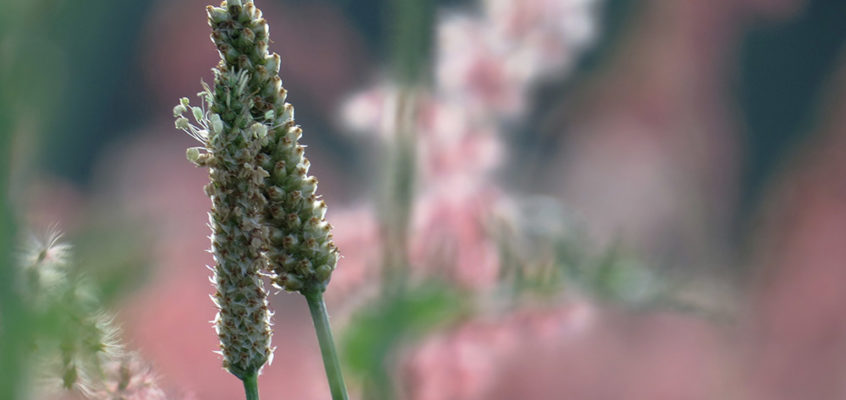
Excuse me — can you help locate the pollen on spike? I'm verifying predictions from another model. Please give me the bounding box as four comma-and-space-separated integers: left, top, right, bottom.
255, 19, 268, 35
265, 53, 280, 74
211, 113, 224, 134
286, 211, 301, 224
283, 235, 298, 248
192, 107, 204, 122
249, 122, 268, 139
272, 160, 287, 181
186, 147, 202, 164
175, 117, 190, 130
255, 39, 268, 55
208, 6, 228, 24
241, 28, 255, 43
280, 103, 294, 122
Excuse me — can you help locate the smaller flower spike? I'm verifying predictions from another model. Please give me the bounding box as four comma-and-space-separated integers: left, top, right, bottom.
206, 0, 340, 294
174, 1, 275, 381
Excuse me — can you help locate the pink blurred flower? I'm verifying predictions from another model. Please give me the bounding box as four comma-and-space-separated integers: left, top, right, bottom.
437, 0, 598, 117
324, 206, 383, 304
484, 0, 597, 71
342, 88, 504, 185
339, 0, 599, 291
409, 188, 502, 290
401, 302, 737, 400
85, 353, 168, 400
340, 83, 400, 140
415, 101, 503, 187
436, 15, 527, 116
344, 0, 597, 131
400, 302, 596, 400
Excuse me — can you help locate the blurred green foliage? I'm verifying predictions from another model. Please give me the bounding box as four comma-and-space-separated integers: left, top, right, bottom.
388, 0, 434, 84
69, 217, 154, 307
342, 283, 468, 400
0, 2, 153, 394
0, 0, 58, 396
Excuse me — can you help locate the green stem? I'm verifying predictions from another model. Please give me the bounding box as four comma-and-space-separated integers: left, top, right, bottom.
304, 290, 349, 400
242, 373, 259, 400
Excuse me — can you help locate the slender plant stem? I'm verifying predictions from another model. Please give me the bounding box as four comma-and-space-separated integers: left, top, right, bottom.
305, 290, 349, 400
242, 373, 259, 400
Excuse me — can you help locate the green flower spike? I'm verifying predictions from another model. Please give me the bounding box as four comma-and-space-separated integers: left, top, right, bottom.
179, 1, 348, 398
206, 0, 340, 295
205, 1, 347, 398
173, 2, 274, 390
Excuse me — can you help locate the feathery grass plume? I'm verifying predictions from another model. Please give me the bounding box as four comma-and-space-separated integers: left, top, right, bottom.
83, 352, 169, 400
18, 229, 171, 400
174, 0, 274, 383
19, 227, 71, 299
19, 229, 122, 393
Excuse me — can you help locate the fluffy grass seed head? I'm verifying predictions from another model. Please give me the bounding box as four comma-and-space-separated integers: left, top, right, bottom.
19, 226, 71, 295
18, 229, 130, 396
82, 352, 168, 400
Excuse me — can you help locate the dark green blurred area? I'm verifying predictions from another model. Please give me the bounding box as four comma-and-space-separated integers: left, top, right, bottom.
738, 0, 846, 213
10, 0, 844, 232
25, 0, 466, 185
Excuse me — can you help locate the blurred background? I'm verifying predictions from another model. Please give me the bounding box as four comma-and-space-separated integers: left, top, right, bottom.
3, 0, 846, 398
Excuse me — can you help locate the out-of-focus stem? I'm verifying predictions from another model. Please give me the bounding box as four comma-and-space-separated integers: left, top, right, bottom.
304, 289, 349, 400
0, 109, 24, 400
380, 87, 417, 295
389, 0, 434, 84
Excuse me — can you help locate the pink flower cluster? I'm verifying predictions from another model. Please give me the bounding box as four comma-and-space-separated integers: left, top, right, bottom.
438, 0, 596, 118
340, 0, 599, 290
401, 302, 737, 400
400, 302, 596, 400
83, 353, 170, 400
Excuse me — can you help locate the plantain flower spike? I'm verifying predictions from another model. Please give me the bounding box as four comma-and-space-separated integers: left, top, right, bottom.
205, 0, 340, 295
173, 0, 277, 380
